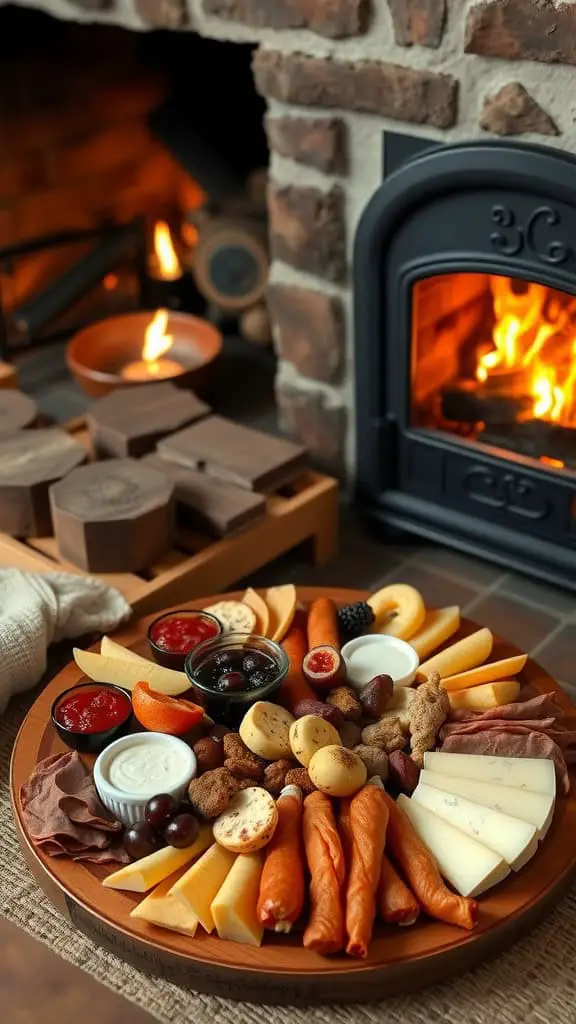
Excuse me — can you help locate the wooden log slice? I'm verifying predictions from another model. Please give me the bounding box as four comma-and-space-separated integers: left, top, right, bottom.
190, 217, 269, 313
157, 415, 307, 492
87, 382, 210, 459
0, 428, 87, 537
10, 591, 576, 1005
50, 459, 175, 573
143, 453, 266, 536
0, 389, 38, 436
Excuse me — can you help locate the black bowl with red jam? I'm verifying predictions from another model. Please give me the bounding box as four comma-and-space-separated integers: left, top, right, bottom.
147, 609, 223, 671
51, 682, 133, 754
184, 633, 289, 725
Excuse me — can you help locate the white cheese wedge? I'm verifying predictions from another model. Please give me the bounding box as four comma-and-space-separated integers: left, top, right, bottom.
423, 752, 556, 797
398, 795, 510, 897
211, 852, 264, 947
412, 782, 538, 870
419, 769, 555, 839
130, 872, 199, 937
166, 843, 236, 934
102, 827, 212, 892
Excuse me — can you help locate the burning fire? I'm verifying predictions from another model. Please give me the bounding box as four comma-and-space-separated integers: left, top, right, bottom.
142, 308, 174, 374
150, 221, 182, 281
475, 276, 576, 427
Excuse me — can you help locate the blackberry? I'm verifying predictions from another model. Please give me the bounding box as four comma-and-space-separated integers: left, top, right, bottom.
337, 601, 375, 639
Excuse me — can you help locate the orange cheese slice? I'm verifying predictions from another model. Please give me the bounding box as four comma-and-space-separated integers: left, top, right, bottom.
242, 587, 270, 637
265, 584, 297, 643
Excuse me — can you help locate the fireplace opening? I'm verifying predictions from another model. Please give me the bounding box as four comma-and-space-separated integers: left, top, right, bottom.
411, 272, 576, 471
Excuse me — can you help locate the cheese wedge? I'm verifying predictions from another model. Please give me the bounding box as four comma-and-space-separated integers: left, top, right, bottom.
418, 769, 555, 839
398, 794, 510, 897
422, 752, 556, 796
441, 654, 527, 692
417, 628, 493, 682
448, 679, 521, 711
74, 648, 189, 696
265, 584, 296, 643
242, 588, 270, 637
102, 827, 212, 892
167, 843, 236, 933
211, 852, 264, 947
130, 871, 198, 937
100, 636, 150, 664
412, 782, 538, 870
409, 607, 460, 660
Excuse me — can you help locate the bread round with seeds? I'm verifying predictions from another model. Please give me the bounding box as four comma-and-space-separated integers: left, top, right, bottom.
213, 786, 279, 853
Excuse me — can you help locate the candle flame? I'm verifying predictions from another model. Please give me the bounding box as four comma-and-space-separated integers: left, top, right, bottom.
142, 309, 173, 374
152, 221, 181, 281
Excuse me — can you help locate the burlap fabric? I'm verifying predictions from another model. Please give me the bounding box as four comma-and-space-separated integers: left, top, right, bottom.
2, 683, 576, 1024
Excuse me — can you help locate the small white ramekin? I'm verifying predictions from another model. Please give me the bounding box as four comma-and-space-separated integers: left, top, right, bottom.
93, 732, 197, 826
341, 634, 420, 689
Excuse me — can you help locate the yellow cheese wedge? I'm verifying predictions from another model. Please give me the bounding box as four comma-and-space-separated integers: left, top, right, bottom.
265, 584, 297, 643
416, 627, 493, 682
130, 871, 199, 937
167, 842, 236, 934
102, 827, 212, 892
211, 852, 264, 947
100, 635, 149, 664
441, 653, 527, 692
242, 587, 270, 637
409, 607, 460, 660
448, 679, 521, 712
74, 648, 189, 696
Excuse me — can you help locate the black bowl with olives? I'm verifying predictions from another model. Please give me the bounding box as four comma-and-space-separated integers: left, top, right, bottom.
184, 632, 289, 725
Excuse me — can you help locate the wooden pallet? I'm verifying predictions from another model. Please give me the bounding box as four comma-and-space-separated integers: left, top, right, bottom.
0, 416, 339, 615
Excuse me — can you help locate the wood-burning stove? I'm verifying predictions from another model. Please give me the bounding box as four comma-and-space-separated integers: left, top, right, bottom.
354, 135, 576, 591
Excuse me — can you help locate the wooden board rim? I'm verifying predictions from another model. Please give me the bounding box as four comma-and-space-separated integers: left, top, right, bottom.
10, 587, 576, 1004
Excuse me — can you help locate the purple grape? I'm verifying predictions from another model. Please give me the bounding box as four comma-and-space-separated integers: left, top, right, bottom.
164, 812, 200, 849
214, 650, 236, 668
242, 651, 268, 674
218, 670, 246, 692
123, 821, 161, 860
145, 793, 178, 829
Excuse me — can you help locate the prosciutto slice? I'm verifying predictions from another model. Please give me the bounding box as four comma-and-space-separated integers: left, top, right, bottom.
20, 751, 129, 863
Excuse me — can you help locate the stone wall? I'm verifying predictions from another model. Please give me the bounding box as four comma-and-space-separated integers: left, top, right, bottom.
4, 0, 576, 473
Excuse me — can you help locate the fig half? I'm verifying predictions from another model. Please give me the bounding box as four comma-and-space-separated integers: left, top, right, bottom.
302, 645, 345, 691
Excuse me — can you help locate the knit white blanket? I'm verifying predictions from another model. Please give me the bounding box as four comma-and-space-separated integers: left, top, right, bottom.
0, 569, 131, 713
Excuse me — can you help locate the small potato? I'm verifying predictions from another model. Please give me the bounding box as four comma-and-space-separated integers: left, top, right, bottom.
239, 701, 294, 759
308, 745, 367, 798
289, 714, 341, 768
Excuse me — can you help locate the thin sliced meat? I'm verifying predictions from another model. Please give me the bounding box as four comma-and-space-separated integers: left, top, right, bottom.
20, 751, 129, 863
449, 692, 564, 723
440, 731, 571, 794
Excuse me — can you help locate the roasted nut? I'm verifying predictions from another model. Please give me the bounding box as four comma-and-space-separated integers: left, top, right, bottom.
193, 736, 224, 773
388, 749, 421, 795
263, 758, 293, 796
353, 744, 389, 780
361, 717, 406, 753
224, 756, 265, 782
327, 685, 362, 721
285, 767, 316, 794
293, 699, 343, 728
338, 720, 362, 749
187, 767, 237, 819
223, 732, 266, 766
359, 674, 394, 718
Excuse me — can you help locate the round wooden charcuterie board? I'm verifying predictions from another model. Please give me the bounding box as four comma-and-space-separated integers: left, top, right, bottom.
9, 587, 576, 1005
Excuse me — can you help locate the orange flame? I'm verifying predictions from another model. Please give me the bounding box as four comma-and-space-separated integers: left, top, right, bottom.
151, 221, 181, 281
475, 277, 576, 427
142, 309, 173, 374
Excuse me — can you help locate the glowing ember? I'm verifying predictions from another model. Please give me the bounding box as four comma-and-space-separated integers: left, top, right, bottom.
475, 277, 576, 427
121, 309, 184, 382
149, 221, 182, 282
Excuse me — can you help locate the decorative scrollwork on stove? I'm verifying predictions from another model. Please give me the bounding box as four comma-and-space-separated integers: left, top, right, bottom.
461, 467, 551, 520
490, 205, 524, 256
489, 204, 572, 265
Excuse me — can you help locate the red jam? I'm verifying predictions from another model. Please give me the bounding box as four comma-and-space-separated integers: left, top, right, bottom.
55, 686, 131, 734
150, 613, 220, 655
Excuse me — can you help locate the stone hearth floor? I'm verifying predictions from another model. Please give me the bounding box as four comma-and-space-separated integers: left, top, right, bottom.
241, 505, 576, 701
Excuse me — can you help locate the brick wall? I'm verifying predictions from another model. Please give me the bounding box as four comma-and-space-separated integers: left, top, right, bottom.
7, 0, 576, 472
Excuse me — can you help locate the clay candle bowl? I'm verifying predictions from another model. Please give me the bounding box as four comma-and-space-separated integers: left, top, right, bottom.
66, 310, 222, 398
